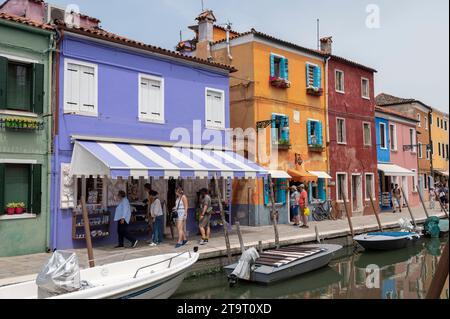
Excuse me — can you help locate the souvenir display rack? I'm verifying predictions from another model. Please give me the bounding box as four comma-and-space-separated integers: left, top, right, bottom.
72, 204, 111, 240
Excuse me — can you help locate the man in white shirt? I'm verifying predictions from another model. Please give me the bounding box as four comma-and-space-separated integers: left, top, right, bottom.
149, 190, 164, 246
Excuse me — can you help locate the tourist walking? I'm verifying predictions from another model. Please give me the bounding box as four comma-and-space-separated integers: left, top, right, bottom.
392, 184, 402, 213
114, 191, 138, 249
198, 188, 212, 245
173, 186, 189, 248
290, 186, 300, 226
429, 187, 436, 210
148, 190, 164, 246
439, 183, 449, 211
298, 185, 309, 229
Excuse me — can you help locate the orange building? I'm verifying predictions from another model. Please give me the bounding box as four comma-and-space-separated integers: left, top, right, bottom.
179, 11, 330, 226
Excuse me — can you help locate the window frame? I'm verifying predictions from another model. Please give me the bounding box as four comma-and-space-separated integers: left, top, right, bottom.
417, 114, 421, 127
63, 58, 98, 117
388, 123, 397, 151
335, 69, 345, 94
364, 173, 376, 201
418, 142, 423, 159
336, 172, 349, 203
412, 169, 418, 193
425, 116, 428, 130
361, 77, 370, 100
205, 87, 226, 130
336, 117, 347, 145
138, 73, 165, 124
380, 122, 388, 150
363, 122, 372, 146
409, 128, 417, 154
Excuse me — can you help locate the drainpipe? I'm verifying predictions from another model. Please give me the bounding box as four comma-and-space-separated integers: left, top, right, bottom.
226, 25, 233, 61
429, 111, 435, 186
324, 56, 331, 199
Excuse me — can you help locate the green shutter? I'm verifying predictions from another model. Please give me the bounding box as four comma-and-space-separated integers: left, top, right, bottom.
0, 164, 5, 214
33, 63, 45, 114
0, 56, 7, 109
32, 164, 42, 214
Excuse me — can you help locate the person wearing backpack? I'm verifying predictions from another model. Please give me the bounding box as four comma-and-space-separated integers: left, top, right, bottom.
148, 190, 164, 246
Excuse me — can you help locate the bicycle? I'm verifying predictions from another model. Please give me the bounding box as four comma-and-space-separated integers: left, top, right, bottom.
312, 200, 334, 222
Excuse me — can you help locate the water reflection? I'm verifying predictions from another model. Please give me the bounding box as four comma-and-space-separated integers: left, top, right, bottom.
172, 236, 449, 300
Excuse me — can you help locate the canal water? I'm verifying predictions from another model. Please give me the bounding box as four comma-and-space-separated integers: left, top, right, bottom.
173, 236, 449, 299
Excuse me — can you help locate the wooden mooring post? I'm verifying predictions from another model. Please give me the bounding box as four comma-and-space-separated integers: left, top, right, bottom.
434, 189, 449, 219
81, 197, 95, 268
214, 174, 232, 264
417, 187, 430, 219
258, 241, 263, 254
426, 241, 449, 299
268, 175, 280, 249
235, 221, 245, 254
369, 194, 384, 232
401, 187, 417, 228
340, 185, 354, 238
315, 225, 321, 243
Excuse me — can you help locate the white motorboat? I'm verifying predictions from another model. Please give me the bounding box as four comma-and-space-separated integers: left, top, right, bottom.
0, 249, 199, 299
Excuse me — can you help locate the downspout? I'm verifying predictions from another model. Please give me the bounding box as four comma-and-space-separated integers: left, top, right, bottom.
429, 110, 435, 186
325, 56, 331, 199
226, 25, 233, 61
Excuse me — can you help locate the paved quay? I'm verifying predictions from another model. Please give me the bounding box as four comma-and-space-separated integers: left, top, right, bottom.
0, 206, 447, 287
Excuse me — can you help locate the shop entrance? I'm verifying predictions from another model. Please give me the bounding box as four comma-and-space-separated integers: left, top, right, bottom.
351, 174, 363, 213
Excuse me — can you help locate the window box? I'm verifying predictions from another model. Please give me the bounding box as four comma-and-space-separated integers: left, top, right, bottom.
308, 144, 325, 152
274, 139, 292, 150
0, 117, 44, 131
270, 76, 291, 89
307, 87, 324, 96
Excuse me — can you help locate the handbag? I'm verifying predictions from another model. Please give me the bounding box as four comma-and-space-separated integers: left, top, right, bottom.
304, 207, 311, 217
171, 197, 182, 222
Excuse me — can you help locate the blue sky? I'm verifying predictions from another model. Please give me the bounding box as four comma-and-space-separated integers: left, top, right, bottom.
48, 0, 449, 112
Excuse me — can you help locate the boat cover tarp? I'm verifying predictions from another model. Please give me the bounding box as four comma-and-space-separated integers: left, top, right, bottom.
36, 251, 81, 299
424, 217, 449, 238
231, 248, 260, 281
366, 232, 415, 237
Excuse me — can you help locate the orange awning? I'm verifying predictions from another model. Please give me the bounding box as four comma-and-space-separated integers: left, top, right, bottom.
287, 167, 318, 183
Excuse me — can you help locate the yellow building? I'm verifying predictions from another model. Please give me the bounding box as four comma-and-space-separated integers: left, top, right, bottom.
178, 11, 329, 226
431, 108, 449, 182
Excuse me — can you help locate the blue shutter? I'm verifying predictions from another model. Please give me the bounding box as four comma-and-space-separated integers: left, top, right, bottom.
314, 66, 322, 89
272, 114, 278, 143
283, 58, 289, 80
277, 179, 287, 204
281, 116, 289, 142
307, 120, 312, 145
285, 116, 290, 142
316, 121, 323, 146
264, 178, 270, 205
318, 179, 326, 201
306, 63, 311, 88
270, 54, 275, 78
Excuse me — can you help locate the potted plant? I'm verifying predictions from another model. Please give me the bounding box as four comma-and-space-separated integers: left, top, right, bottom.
15, 202, 26, 214
6, 203, 16, 215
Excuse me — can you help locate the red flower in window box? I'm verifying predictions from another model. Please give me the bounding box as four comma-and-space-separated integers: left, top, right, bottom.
270, 77, 291, 89
307, 87, 324, 96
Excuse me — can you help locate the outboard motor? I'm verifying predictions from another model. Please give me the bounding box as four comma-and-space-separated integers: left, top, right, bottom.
228, 248, 260, 287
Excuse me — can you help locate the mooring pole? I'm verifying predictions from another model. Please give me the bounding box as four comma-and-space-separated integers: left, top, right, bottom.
426, 241, 449, 299
401, 187, 417, 228
235, 221, 245, 254
258, 241, 263, 254
434, 189, 449, 219
417, 186, 430, 219
214, 174, 232, 263
340, 185, 354, 238
369, 194, 384, 232
315, 225, 321, 243
81, 197, 95, 268
268, 175, 280, 249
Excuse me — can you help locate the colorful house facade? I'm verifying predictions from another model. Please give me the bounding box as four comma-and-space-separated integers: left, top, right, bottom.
0, 13, 54, 257
178, 11, 330, 226
375, 107, 420, 210
376, 93, 433, 201
430, 108, 449, 183
325, 38, 379, 217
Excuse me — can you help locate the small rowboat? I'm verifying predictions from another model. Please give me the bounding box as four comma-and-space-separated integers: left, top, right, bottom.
354, 232, 421, 251
0, 249, 199, 299
225, 244, 342, 285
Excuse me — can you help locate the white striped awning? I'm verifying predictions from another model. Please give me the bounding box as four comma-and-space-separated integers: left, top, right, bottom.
309, 171, 332, 179
70, 141, 268, 179
378, 164, 415, 177
268, 170, 292, 179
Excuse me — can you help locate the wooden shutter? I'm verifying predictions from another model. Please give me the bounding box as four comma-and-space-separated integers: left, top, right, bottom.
270, 54, 275, 78
307, 120, 312, 145
283, 58, 289, 80
206, 91, 214, 127
314, 66, 321, 88
213, 91, 223, 128
0, 164, 5, 214
318, 179, 326, 201
0, 56, 7, 109
149, 79, 162, 121
65, 63, 80, 111
33, 63, 45, 114
277, 179, 287, 204
31, 164, 42, 214
271, 114, 278, 143
316, 121, 323, 146
306, 63, 311, 87
80, 65, 96, 113
264, 178, 270, 205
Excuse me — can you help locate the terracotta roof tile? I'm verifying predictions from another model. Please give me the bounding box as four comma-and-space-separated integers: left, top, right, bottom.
328, 55, 377, 73
375, 106, 418, 122
376, 93, 416, 106
0, 12, 53, 30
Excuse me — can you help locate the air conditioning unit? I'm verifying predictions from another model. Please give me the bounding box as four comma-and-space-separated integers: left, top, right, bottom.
45, 4, 65, 23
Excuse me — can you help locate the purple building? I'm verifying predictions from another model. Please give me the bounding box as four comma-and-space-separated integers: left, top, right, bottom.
51, 22, 265, 250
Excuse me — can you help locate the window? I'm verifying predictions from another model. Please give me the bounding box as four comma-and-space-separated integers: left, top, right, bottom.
437, 117, 440, 128
337, 118, 346, 144
425, 116, 428, 130
424, 174, 428, 190
306, 63, 321, 89
270, 54, 288, 80
445, 121, 448, 131
139, 74, 164, 123
263, 178, 287, 205
363, 122, 372, 146
272, 114, 290, 145
438, 143, 442, 156
417, 114, 421, 127
335, 70, 345, 93
64, 59, 98, 116
389, 124, 397, 151
446, 144, 449, 160
441, 119, 444, 129
336, 173, 348, 202
307, 120, 323, 146
412, 170, 417, 192
365, 173, 375, 201
380, 123, 387, 149
361, 78, 370, 99
409, 128, 417, 153
205, 88, 225, 129
418, 142, 423, 158
431, 141, 434, 155
0, 56, 44, 114
0, 163, 41, 216
426, 145, 431, 160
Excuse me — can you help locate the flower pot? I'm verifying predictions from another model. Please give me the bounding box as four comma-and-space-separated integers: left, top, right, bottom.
15, 207, 25, 214
6, 208, 15, 215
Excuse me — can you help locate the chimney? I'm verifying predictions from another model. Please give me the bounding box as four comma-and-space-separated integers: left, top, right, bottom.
195, 10, 216, 60
320, 37, 333, 55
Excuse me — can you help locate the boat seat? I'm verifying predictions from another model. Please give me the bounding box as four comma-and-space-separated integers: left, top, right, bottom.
255, 247, 324, 268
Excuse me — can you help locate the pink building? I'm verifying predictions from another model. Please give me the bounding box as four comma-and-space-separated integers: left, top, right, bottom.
376, 107, 420, 209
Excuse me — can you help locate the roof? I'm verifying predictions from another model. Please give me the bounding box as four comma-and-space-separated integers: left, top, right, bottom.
328, 54, 377, 73
55, 21, 237, 73
0, 12, 53, 31
375, 106, 419, 122
376, 93, 427, 107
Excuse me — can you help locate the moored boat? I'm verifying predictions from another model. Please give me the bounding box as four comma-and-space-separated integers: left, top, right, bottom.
354, 232, 421, 251
225, 244, 342, 285
0, 249, 199, 299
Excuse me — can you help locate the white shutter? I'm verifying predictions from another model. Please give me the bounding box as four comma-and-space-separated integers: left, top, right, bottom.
149, 79, 162, 120
206, 89, 224, 129
213, 91, 224, 128
66, 63, 80, 111
206, 91, 214, 127
139, 76, 163, 122
80, 65, 96, 113
140, 78, 150, 118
